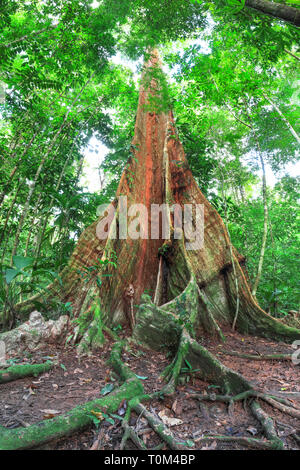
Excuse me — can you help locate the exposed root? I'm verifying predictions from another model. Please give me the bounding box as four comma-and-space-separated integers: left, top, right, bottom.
267, 391, 300, 401
130, 401, 185, 450
0, 377, 143, 450
250, 400, 284, 450
134, 298, 251, 394
221, 350, 293, 362
0, 361, 53, 384
160, 333, 189, 395
120, 410, 147, 450
188, 389, 300, 415
260, 395, 300, 419
194, 435, 278, 450
103, 325, 121, 342
2, 292, 297, 451
187, 387, 300, 449
187, 390, 257, 404
109, 340, 191, 450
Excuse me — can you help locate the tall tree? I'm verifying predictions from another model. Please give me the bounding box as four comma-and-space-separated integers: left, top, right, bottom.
17, 50, 299, 353
1, 43, 299, 449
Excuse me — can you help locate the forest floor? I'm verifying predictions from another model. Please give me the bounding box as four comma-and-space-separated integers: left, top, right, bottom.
0, 327, 299, 451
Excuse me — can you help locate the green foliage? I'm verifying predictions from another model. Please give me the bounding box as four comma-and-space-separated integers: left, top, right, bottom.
76, 249, 117, 288
229, 176, 300, 316
100, 383, 115, 396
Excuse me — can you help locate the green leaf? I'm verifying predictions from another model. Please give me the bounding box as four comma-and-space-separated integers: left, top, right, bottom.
12, 256, 33, 270
186, 439, 195, 448
110, 413, 123, 421
5, 268, 20, 284
135, 375, 148, 380
105, 417, 115, 425
100, 383, 115, 395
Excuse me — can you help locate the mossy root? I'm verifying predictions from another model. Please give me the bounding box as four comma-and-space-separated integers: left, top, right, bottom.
0, 378, 143, 450
0, 361, 53, 384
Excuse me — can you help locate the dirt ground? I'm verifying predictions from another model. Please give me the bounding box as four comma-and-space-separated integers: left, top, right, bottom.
0, 327, 299, 450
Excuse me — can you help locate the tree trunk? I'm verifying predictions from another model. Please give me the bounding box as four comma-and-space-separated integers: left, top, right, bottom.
284, 49, 300, 61
252, 151, 268, 298
15, 51, 300, 348
263, 93, 300, 144
5, 50, 299, 451
245, 0, 300, 26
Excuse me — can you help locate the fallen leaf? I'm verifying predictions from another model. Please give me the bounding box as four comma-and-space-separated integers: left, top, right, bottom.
202, 441, 217, 450
25, 383, 38, 390
43, 414, 57, 420
172, 399, 183, 416
91, 410, 104, 420
40, 409, 60, 415
90, 439, 99, 450
79, 378, 92, 384
158, 410, 183, 427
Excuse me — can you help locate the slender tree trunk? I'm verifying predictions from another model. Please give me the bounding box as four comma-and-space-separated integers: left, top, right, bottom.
219, 165, 240, 331
10, 124, 68, 263
1, 226, 12, 265
0, 179, 23, 247
33, 113, 94, 267
0, 128, 41, 208
33, 155, 72, 267
8, 127, 70, 263
267, 212, 278, 316
245, 0, 300, 26
263, 93, 300, 144
0, 83, 74, 208
252, 150, 268, 298
9, 74, 95, 262
24, 192, 43, 257
56, 147, 88, 267
284, 49, 300, 62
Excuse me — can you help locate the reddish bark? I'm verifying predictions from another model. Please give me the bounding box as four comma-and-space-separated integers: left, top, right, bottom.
17, 51, 300, 344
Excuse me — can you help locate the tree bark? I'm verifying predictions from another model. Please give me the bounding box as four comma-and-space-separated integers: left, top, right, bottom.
263, 93, 300, 144
2, 50, 299, 452
284, 48, 300, 61
245, 0, 300, 26
14, 51, 300, 348
252, 151, 268, 298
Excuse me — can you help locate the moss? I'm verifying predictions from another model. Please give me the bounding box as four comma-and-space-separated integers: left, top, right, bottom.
187, 339, 250, 394
0, 361, 53, 384
158, 240, 172, 259
0, 378, 142, 450
133, 300, 181, 353
108, 340, 138, 382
